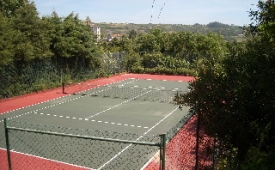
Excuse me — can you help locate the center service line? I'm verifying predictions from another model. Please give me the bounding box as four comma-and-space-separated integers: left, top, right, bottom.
97, 106, 179, 170
85, 90, 152, 119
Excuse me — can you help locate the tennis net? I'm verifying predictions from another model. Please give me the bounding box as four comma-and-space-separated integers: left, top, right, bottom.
87, 86, 184, 103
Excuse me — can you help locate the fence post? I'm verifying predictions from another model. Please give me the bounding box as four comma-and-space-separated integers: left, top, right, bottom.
62, 82, 65, 94
195, 101, 200, 170
4, 118, 12, 170
160, 133, 166, 170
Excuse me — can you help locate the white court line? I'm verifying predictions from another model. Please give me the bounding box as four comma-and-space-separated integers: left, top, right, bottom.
140, 150, 160, 170
0, 79, 132, 119
85, 90, 152, 119
97, 106, 179, 170
0, 147, 92, 170
36, 112, 148, 129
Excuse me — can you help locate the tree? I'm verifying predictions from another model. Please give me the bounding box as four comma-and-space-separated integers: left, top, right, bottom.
175, 0, 275, 169
0, 0, 27, 17
42, 12, 98, 73
249, 0, 275, 40
46, 12, 97, 59
129, 29, 137, 39
10, 1, 52, 61
0, 0, 53, 64
0, 13, 16, 66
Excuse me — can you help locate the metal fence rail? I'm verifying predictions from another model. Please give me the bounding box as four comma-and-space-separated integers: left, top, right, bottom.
3, 118, 166, 170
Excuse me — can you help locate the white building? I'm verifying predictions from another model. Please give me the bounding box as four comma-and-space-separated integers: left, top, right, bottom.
85, 17, 101, 41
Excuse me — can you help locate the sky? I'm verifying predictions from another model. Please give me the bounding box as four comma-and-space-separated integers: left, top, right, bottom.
32, 0, 260, 26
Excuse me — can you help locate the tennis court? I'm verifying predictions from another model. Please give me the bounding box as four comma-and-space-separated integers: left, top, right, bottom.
0, 75, 192, 170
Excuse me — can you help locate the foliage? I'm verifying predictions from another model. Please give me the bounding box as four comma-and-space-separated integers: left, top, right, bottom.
0, 13, 16, 66
100, 28, 227, 75
174, 1, 275, 169
11, 1, 53, 61
0, 0, 101, 99
98, 21, 244, 42
2, 1, 274, 169
43, 12, 97, 59
0, 0, 27, 17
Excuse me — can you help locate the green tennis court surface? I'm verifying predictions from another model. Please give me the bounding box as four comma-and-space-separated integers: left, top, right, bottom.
0, 78, 190, 169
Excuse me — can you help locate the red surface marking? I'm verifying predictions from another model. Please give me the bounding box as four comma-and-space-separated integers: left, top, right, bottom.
0, 74, 193, 114
144, 116, 212, 170
0, 73, 196, 169
0, 149, 9, 170
122, 73, 195, 82
0, 149, 89, 170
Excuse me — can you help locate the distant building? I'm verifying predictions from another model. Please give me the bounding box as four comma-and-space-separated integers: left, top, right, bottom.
107, 34, 122, 41
85, 17, 101, 41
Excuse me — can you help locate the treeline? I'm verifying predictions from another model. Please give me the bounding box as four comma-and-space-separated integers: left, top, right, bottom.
0, 0, 98, 67
98, 21, 244, 41
101, 29, 228, 76
0, 0, 101, 98
0, 0, 243, 99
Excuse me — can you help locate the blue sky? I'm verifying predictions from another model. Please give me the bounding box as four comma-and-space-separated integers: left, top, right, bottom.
33, 0, 259, 26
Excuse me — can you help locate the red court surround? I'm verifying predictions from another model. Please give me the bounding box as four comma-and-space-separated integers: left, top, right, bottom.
1, 74, 212, 170
0, 73, 194, 114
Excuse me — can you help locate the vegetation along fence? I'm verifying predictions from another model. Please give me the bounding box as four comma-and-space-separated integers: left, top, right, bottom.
0, 51, 126, 99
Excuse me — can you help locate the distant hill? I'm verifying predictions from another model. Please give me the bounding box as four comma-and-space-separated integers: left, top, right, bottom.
97, 21, 244, 41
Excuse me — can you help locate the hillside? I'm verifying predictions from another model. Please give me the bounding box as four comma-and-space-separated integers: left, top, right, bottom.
97, 21, 244, 41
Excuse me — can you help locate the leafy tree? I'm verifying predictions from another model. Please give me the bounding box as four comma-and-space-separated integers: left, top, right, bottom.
0, 0, 52, 63
0, 0, 27, 17
47, 12, 97, 59
249, 0, 275, 39
0, 13, 16, 66
135, 29, 165, 53
10, 1, 52, 61
175, 1, 275, 169
42, 12, 98, 73
129, 29, 137, 39
100, 27, 228, 75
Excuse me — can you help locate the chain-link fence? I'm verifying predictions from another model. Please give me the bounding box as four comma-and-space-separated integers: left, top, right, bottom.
0, 51, 127, 99
2, 119, 166, 170
144, 110, 216, 170
99, 51, 126, 75
1, 110, 208, 170
141, 109, 195, 170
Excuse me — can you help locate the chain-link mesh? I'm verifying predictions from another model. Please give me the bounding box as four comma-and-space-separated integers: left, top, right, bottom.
87, 85, 182, 103
0, 51, 127, 99
144, 114, 197, 170
4, 120, 161, 170
0, 58, 98, 99
62, 76, 133, 95
99, 51, 126, 75
2, 113, 210, 170
166, 109, 195, 142
0, 149, 9, 170
145, 114, 214, 170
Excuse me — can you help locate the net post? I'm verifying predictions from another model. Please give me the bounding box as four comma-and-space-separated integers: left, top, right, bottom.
159, 133, 166, 170
4, 118, 12, 170
62, 82, 65, 94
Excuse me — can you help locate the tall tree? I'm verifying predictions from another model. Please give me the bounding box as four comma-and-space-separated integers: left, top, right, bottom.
175, 0, 275, 169
0, 13, 16, 66
44, 12, 98, 68
10, 1, 52, 61
0, 0, 27, 17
